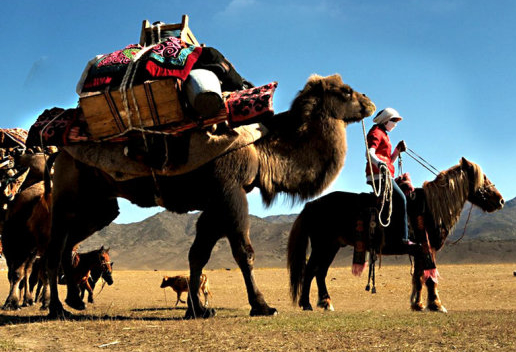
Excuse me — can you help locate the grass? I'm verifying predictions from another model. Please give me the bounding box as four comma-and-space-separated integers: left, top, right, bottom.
0, 264, 514, 351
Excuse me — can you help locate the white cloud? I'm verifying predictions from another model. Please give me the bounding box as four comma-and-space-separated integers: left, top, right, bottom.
217, 0, 257, 17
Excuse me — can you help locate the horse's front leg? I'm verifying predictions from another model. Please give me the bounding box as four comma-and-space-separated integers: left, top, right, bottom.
84, 282, 94, 304
425, 269, 447, 313
410, 258, 425, 311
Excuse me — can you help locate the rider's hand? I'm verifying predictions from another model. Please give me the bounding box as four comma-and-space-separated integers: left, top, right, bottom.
396, 140, 407, 153
377, 161, 387, 170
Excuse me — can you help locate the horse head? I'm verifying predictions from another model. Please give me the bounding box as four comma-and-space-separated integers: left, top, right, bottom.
460, 157, 504, 212
98, 247, 114, 285
291, 74, 376, 124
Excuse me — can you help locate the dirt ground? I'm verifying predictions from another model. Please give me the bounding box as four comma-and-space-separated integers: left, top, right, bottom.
0, 264, 514, 351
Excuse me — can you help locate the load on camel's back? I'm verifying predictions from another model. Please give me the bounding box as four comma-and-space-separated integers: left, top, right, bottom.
31, 15, 376, 319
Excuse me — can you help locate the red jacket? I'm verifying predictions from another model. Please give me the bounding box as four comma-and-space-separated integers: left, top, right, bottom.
365, 125, 395, 177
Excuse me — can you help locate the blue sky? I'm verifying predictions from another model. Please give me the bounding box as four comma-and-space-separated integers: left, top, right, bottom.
1, 0, 515, 223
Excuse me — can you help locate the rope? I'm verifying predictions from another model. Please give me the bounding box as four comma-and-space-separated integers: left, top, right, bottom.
362, 121, 381, 197
361, 120, 393, 227
117, 43, 165, 202
449, 202, 473, 245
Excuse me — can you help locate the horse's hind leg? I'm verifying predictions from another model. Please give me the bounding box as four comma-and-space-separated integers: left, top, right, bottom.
314, 245, 339, 311
299, 255, 316, 310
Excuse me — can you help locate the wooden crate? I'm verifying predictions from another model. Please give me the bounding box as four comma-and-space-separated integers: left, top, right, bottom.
139, 15, 199, 46
79, 79, 184, 140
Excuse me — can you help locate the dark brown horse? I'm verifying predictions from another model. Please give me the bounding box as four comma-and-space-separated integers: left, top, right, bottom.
2, 181, 51, 310
80, 261, 114, 303
69, 247, 113, 305
43, 74, 376, 319
1, 152, 57, 310
287, 157, 504, 312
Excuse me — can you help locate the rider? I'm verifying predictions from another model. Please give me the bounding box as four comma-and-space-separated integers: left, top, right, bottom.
365, 107, 416, 248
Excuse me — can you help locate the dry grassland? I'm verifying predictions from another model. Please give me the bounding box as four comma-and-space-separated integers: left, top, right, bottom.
0, 263, 514, 352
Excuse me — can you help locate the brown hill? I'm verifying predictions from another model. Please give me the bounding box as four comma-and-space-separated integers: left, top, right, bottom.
81, 197, 516, 270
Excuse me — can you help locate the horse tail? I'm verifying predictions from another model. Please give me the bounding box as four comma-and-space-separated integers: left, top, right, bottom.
287, 204, 311, 305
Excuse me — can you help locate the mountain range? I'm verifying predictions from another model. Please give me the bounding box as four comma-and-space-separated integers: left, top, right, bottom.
81, 197, 516, 270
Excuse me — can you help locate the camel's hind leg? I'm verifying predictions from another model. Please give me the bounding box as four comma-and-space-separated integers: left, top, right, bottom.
186, 209, 222, 319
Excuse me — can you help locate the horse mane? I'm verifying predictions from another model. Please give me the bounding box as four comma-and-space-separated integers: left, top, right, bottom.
423, 161, 485, 231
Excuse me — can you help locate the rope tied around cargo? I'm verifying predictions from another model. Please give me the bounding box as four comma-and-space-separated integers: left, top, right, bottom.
119, 44, 166, 202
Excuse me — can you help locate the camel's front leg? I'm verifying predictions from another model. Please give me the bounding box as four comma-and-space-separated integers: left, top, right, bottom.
425, 274, 447, 313
45, 219, 71, 319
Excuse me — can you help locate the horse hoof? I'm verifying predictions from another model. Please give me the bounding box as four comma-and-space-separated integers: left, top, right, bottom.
65, 297, 86, 311
427, 303, 448, 313
411, 304, 425, 312
250, 306, 278, 317
317, 299, 334, 311
301, 304, 313, 311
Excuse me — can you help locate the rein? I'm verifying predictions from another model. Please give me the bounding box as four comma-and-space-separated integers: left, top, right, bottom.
449, 202, 473, 245
404, 147, 439, 176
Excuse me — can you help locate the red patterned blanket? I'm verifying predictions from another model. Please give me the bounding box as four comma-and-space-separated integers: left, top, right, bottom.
79, 37, 202, 93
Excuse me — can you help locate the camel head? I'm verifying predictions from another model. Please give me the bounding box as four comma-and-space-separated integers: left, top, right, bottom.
292, 74, 376, 123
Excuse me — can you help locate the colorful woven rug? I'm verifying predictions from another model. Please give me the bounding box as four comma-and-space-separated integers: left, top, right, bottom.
0, 128, 28, 148
80, 37, 202, 93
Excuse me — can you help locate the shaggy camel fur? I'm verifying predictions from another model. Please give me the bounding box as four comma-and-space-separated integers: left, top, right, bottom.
44, 74, 376, 319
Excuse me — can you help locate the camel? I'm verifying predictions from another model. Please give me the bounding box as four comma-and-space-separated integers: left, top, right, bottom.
44, 74, 376, 319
